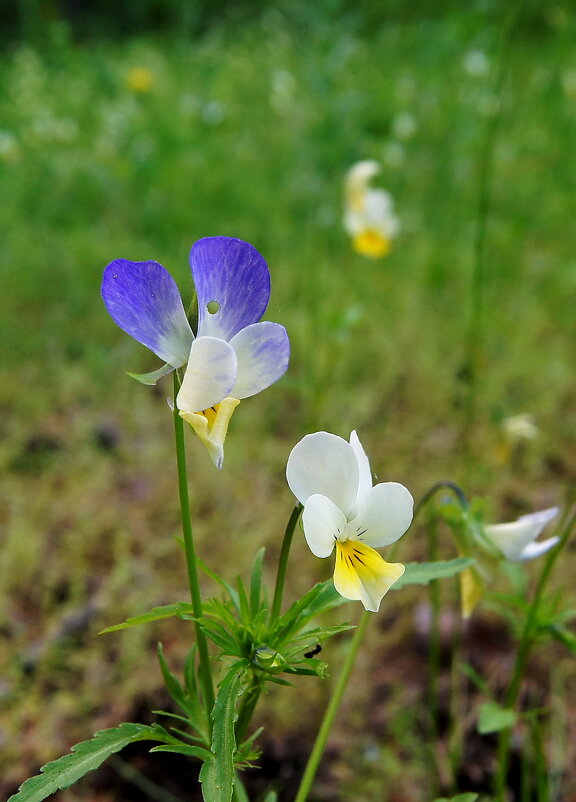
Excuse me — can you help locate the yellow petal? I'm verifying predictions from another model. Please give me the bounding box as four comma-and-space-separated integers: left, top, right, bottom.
333, 540, 404, 612
179, 397, 240, 469
353, 230, 392, 259
459, 565, 485, 618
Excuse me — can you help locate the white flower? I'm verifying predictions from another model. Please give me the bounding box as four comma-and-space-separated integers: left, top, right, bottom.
502, 413, 539, 442
484, 507, 560, 562
343, 161, 399, 259
286, 431, 413, 612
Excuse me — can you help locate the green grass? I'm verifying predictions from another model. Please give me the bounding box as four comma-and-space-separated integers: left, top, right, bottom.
2, 5, 576, 798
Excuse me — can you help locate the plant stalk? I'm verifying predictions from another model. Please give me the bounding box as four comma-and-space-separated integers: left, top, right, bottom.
172, 373, 215, 722
294, 609, 372, 802
493, 506, 576, 799
271, 503, 303, 621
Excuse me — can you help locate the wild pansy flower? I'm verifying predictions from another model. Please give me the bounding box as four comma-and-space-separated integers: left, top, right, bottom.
343, 160, 399, 259
286, 431, 413, 612
460, 506, 560, 617
101, 236, 289, 468
484, 507, 559, 562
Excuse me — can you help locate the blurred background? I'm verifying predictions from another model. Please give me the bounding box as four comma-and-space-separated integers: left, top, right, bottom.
2, 0, 576, 799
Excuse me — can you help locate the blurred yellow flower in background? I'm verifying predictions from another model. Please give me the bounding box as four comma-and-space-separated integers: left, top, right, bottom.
496, 413, 539, 464
126, 66, 154, 93
343, 160, 399, 259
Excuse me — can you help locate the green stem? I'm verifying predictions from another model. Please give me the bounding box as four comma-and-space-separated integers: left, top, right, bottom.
462, 0, 525, 471
271, 503, 303, 621
294, 609, 372, 802
172, 373, 215, 722
235, 674, 264, 743
493, 506, 576, 799
427, 511, 442, 735
413, 481, 469, 522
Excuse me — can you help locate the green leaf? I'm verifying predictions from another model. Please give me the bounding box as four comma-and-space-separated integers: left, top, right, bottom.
127, 362, 174, 385
7, 723, 165, 802
478, 701, 518, 734
272, 580, 344, 646
548, 623, 576, 652
99, 603, 193, 633
263, 794, 279, 802
199, 661, 247, 802
250, 548, 266, 617
393, 558, 474, 589
433, 794, 479, 802
150, 744, 212, 760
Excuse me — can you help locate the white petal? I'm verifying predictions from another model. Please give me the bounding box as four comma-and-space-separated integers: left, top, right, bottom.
176, 336, 237, 414
228, 321, 289, 399
518, 537, 560, 561
349, 482, 414, 548
286, 432, 359, 515
349, 430, 373, 501
302, 495, 343, 558
485, 507, 559, 562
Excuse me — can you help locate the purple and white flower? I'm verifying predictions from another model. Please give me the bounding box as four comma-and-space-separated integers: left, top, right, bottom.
102, 237, 290, 468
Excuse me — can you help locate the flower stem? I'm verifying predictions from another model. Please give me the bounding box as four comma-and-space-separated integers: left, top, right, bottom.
493, 505, 576, 799
271, 503, 303, 621
413, 481, 469, 522
294, 609, 372, 802
172, 373, 215, 722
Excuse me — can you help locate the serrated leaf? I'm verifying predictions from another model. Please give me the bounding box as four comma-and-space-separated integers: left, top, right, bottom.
99, 603, 194, 633
7, 723, 165, 802
478, 701, 518, 734
393, 558, 474, 589
199, 661, 247, 802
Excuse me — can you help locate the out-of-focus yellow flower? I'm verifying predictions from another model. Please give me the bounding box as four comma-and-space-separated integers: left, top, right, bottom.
343, 161, 399, 259
496, 413, 539, 464
126, 66, 154, 93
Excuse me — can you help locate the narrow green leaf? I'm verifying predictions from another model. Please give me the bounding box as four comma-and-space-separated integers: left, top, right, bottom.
393, 558, 474, 589
263, 793, 279, 802
199, 661, 247, 802
433, 794, 479, 802
156, 643, 196, 721
236, 577, 251, 626
127, 363, 174, 385
7, 723, 165, 802
478, 701, 518, 734
548, 623, 576, 652
250, 548, 266, 617
150, 744, 212, 760
198, 559, 241, 613
99, 603, 193, 633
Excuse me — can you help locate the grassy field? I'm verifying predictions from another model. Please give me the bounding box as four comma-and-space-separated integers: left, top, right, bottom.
2, 4, 576, 799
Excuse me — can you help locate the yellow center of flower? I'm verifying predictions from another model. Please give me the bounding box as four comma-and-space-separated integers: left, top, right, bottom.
353, 230, 391, 259
179, 397, 240, 468
333, 539, 405, 612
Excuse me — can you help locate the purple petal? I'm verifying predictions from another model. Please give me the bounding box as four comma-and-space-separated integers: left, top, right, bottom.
102, 259, 193, 367
190, 237, 271, 341
229, 322, 289, 399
